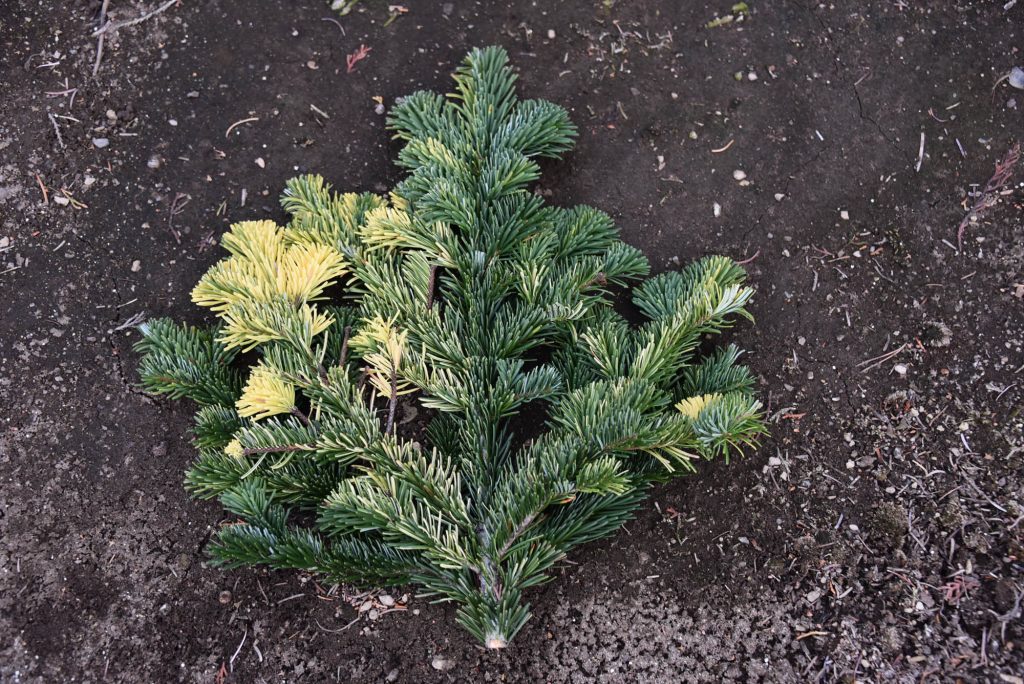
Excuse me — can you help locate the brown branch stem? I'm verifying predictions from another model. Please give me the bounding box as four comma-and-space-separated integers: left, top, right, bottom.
385, 368, 399, 435
339, 325, 352, 367
242, 443, 315, 456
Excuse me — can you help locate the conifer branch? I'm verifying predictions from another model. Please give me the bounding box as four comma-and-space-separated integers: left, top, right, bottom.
136, 46, 764, 649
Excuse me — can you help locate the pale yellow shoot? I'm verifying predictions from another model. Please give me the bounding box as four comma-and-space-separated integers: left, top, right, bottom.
279, 243, 347, 303
192, 220, 346, 314
237, 364, 296, 420
675, 393, 722, 420
352, 316, 417, 399
224, 439, 245, 460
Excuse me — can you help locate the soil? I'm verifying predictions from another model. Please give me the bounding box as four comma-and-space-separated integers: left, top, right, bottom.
1, 1, 1022, 682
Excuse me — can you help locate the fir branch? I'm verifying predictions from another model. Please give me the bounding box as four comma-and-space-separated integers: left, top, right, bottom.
141, 45, 764, 650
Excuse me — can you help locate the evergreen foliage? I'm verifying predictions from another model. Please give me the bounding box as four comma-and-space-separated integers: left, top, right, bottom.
136, 46, 765, 648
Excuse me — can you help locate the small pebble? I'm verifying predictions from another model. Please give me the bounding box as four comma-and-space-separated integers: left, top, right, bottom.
774, 193, 785, 201
431, 656, 454, 672
218, 590, 232, 604
255, 157, 265, 169
893, 363, 908, 376
168, 119, 178, 126
105, 109, 117, 121
732, 169, 747, 181
688, 130, 698, 140
92, 137, 109, 149
713, 202, 722, 217
53, 195, 70, 206
131, 260, 141, 273
547, 29, 556, 39
1009, 66, 1024, 90
840, 210, 850, 220
379, 594, 395, 607
374, 103, 386, 115
747, 71, 758, 81
147, 155, 161, 169
186, 90, 199, 98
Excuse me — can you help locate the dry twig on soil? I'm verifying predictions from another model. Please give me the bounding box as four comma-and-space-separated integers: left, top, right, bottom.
92, 0, 181, 76
956, 143, 1021, 247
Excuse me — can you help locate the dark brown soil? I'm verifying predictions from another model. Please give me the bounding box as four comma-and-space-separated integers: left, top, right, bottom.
2, 1, 1022, 682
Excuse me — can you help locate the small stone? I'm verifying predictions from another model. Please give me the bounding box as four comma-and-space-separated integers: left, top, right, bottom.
379, 594, 395, 607
385, 669, 400, 683
774, 193, 785, 201
105, 109, 117, 121
805, 589, 822, 603
92, 137, 109, 149
368, 608, 379, 620
53, 195, 70, 206
797, 336, 806, 346
147, 155, 162, 169
307, 60, 318, 70
1008, 66, 1024, 90
168, 119, 178, 126
159, 603, 171, 615
255, 157, 265, 169
131, 259, 141, 272
713, 202, 722, 218
186, 90, 200, 98
747, 71, 758, 81
218, 590, 232, 604
768, 456, 782, 467
688, 130, 698, 140
374, 103, 386, 115
547, 29, 556, 39
840, 210, 850, 220
732, 169, 747, 181
431, 656, 454, 672
893, 363, 908, 376
359, 600, 374, 613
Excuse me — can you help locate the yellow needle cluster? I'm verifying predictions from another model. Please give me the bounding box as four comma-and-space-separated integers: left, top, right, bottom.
675, 393, 722, 420
236, 363, 296, 421
191, 220, 346, 351
350, 316, 417, 400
